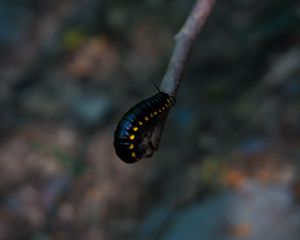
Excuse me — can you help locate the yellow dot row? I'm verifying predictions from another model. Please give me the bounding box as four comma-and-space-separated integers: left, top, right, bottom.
128, 98, 172, 159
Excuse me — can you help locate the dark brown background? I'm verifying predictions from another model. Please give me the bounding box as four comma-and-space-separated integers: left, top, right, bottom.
0, 0, 300, 239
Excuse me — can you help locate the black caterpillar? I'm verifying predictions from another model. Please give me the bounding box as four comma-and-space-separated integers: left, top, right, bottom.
114, 92, 175, 163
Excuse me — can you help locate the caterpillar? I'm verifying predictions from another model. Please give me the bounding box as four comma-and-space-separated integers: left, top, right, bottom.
114, 91, 175, 163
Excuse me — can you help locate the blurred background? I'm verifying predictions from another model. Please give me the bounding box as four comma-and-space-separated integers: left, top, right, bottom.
0, 0, 300, 239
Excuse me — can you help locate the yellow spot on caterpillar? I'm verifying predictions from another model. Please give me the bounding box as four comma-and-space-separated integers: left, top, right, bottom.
129, 134, 135, 140
162, 106, 166, 111
158, 109, 162, 113
154, 111, 158, 115
131, 152, 136, 158
138, 121, 143, 126
133, 127, 138, 131
167, 98, 170, 103
165, 103, 168, 108
145, 116, 149, 121
129, 144, 134, 149
150, 113, 154, 117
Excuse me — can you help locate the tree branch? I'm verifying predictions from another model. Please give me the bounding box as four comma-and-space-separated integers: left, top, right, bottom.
160, 0, 215, 96
152, 0, 215, 151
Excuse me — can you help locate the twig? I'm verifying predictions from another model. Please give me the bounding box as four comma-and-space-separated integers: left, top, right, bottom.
160, 0, 215, 95
152, 0, 215, 150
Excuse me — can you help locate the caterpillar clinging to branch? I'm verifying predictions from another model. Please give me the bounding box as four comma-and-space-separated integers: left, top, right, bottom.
114, 92, 175, 163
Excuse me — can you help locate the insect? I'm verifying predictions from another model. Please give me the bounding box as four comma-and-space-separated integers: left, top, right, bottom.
114, 91, 175, 163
